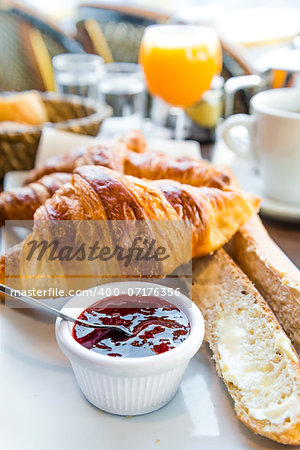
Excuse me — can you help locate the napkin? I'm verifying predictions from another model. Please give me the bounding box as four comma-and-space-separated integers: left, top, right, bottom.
35, 126, 101, 167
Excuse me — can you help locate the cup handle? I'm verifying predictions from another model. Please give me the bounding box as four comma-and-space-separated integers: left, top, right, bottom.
222, 114, 254, 160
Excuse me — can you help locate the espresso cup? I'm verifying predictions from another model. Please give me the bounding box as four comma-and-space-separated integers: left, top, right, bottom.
222, 88, 300, 205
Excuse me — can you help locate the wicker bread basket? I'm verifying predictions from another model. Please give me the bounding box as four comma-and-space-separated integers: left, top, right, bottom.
0, 92, 112, 178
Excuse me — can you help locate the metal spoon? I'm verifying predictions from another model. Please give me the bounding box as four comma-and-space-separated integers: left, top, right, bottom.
0, 283, 132, 336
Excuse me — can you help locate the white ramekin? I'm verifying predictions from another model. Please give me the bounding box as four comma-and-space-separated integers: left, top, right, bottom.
55, 281, 204, 416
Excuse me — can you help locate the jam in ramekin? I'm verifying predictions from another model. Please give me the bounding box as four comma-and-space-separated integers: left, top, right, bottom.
73, 294, 190, 358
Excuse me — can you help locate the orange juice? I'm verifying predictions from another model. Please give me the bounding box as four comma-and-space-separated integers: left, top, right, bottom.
139, 25, 222, 107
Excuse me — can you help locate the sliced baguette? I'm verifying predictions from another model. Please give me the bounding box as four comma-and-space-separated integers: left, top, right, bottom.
228, 214, 300, 355
192, 248, 300, 445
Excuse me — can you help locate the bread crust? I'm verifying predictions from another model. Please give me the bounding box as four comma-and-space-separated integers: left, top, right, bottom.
34, 166, 258, 258
0, 166, 259, 297
228, 214, 300, 354
0, 173, 72, 224
192, 249, 300, 445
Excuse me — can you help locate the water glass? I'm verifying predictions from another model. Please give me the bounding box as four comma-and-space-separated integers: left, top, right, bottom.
99, 63, 146, 130
52, 54, 104, 99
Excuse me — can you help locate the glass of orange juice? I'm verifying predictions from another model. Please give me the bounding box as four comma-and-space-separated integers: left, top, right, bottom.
139, 24, 222, 112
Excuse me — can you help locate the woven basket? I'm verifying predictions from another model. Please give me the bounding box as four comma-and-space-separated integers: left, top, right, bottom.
0, 92, 112, 178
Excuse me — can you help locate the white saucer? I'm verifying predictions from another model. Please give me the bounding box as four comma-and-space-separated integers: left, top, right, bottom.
213, 138, 300, 222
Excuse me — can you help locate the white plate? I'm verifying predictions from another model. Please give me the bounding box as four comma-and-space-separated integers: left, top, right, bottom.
1, 302, 287, 450
213, 138, 300, 222
0, 145, 290, 450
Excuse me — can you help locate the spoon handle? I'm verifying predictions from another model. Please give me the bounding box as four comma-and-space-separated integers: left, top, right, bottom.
0, 283, 131, 335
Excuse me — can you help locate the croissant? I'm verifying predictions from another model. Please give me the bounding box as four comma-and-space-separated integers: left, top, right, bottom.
27, 138, 230, 188
25, 130, 147, 183
119, 129, 146, 153
35, 166, 259, 257
77, 143, 230, 189
25, 148, 85, 184
0, 173, 72, 225
0, 166, 259, 294
1, 141, 231, 224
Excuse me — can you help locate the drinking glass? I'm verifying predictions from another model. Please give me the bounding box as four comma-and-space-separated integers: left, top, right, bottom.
52, 54, 104, 99
139, 24, 222, 138
99, 63, 146, 123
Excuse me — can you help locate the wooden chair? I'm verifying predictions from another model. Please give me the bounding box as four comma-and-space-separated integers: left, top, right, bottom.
76, 3, 166, 63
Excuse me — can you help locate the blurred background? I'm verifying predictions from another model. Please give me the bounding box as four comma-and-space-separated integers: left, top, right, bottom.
1, 0, 300, 144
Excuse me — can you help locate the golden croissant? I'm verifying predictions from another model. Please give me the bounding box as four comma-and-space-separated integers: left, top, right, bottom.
34, 165, 258, 257
77, 143, 230, 189
25, 130, 147, 183
0, 173, 72, 225
26, 140, 229, 188
2, 141, 230, 223
0, 166, 259, 298
0, 165, 259, 291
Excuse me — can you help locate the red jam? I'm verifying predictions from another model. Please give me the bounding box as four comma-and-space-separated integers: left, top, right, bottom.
72, 295, 190, 358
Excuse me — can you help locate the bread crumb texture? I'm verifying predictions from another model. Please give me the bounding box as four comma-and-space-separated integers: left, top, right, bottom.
192, 249, 300, 445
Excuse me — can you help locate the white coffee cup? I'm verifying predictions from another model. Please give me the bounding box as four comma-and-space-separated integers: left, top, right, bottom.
222, 88, 300, 205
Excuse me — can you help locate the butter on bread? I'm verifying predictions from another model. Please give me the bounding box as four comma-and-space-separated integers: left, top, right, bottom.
192, 249, 300, 445
228, 214, 300, 355
0, 91, 48, 126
